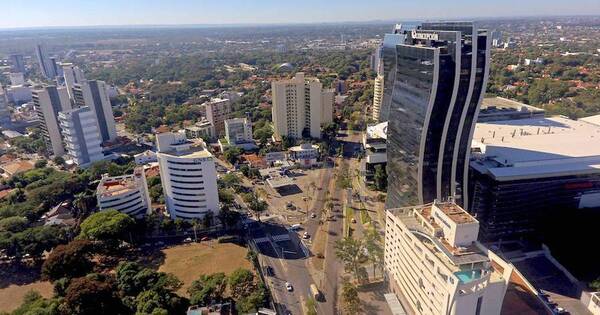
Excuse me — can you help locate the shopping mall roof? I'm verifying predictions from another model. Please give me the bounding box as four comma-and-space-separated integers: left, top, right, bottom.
471, 116, 600, 181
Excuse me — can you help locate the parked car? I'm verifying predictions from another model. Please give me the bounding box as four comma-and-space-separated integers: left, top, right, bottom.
310, 213, 317, 218
285, 282, 293, 292
303, 232, 310, 239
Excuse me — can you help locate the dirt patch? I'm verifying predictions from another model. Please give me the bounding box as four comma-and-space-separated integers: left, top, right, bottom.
158, 242, 252, 296
0, 281, 53, 312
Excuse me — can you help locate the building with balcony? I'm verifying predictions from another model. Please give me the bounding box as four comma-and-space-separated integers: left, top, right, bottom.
372, 74, 384, 122
156, 132, 219, 220
204, 98, 232, 137
185, 119, 214, 141
386, 22, 490, 209
58, 106, 104, 166
271, 72, 333, 140
362, 122, 387, 183
32, 86, 71, 156
385, 200, 512, 315
72, 80, 117, 142
96, 167, 152, 219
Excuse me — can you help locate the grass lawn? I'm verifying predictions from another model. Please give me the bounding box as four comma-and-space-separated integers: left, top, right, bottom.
0, 281, 53, 312
158, 242, 252, 296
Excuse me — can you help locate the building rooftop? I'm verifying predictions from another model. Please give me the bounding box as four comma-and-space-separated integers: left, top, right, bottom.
481, 97, 545, 113
366, 121, 388, 140
579, 113, 600, 127
97, 168, 145, 198
430, 201, 477, 225
471, 116, 600, 181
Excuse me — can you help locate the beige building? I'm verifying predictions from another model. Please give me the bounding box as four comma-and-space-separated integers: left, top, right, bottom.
271, 73, 333, 139
385, 200, 512, 315
204, 98, 231, 137
372, 74, 384, 122
96, 167, 152, 219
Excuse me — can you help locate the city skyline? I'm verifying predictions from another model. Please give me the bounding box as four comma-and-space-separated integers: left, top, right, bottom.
3, 0, 600, 29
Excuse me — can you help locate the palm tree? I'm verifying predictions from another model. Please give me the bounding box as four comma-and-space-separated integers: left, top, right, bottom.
73, 190, 95, 219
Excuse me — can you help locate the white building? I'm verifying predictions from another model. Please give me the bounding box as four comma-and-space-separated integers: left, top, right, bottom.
61, 63, 86, 100
96, 167, 152, 218
9, 73, 25, 86
58, 106, 104, 166
72, 80, 117, 142
224, 117, 253, 145
185, 119, 214, 140
385, 200, 511, 315
32, 86, 71, 156
204, 98, 231, 137
362, 122, 387, 182
288, 143, 319, 167
372, 74, 384, 122
156, 132, 220, 220
134, 150, 157, 165
271, 73, 333, 139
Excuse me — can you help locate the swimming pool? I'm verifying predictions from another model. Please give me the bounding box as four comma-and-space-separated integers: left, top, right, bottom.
455, 270, 482, 284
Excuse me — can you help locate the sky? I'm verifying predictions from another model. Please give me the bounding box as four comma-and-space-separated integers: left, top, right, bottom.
3, 0, 600, 29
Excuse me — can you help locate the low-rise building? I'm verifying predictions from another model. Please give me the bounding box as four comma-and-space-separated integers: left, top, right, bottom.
361, 122, 387, 183
96, 167, 152, 219
185, 119, 214, 141
469, 116, 600, 241
385, 200, 512, 315
288, 143, 319, 167
134, 150, 157, 165
478, 97, 545, 122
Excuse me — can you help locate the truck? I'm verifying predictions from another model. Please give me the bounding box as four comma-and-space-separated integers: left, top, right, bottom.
310, 284, 322, 301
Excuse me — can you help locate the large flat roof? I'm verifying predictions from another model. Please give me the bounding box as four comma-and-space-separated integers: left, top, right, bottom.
471, 116, 600, 181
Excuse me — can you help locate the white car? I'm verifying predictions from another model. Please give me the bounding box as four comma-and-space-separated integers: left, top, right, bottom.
285, 282, 293, 292
310, 213, 317, 218
303, 232, 310, 239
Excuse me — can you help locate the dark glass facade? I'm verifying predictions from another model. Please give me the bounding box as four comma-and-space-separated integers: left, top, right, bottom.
385, 22, 490, 209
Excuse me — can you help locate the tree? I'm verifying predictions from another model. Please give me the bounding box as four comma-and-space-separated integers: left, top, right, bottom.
217, 206, 241, 230
78, 210, 135, 245
0, 216, 28, 233
227, 268, 256, 300
341, 280, 361, 314
236, 283, 267, 314
363, 228, 384, 278
9, 290, 60, 315
62, 276, 127, 315
115, 261, 182, 297
590, 277, 600, 291
305, 298, 318, 315
334, 237, 367, 281
187, 272, 227, 305
73, 191, 96, 218
242, 192, 268, 221
373, 164, 387, 191
53, 156, 65, 166
223, 147, 243, 164
42, 240, 94, 281
34, 159, 48, 169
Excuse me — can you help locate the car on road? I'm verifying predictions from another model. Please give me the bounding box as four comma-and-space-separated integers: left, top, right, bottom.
351, 218, 357, 223
289, 224, 302, 231
183, 237, 192, 243
303, 232, 310, 239
310, 212, 317, 218
285, 282, 293, 292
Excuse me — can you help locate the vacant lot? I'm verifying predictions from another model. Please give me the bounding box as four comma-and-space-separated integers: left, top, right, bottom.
0, 281, 53, 312
158, 242, 252, 295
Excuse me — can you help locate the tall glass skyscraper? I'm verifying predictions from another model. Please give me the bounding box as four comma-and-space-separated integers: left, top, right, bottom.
385, 22, 490, 209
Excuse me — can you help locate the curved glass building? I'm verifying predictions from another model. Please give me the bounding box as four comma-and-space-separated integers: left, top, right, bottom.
386, 22, 490, 209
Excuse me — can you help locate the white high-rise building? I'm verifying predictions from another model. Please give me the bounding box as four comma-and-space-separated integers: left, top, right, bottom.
72, 80, 117, 142
58, 106, 104, 166
372, 74, 384, 122
156, 132, 219, 220
204, 98, 231, 137
62, 63, 86, 100
271, 72, 333, 139
224, 117, 253, 145
384, 200, 512, 315
32, 86, 71, 156
96, 167, 152, 219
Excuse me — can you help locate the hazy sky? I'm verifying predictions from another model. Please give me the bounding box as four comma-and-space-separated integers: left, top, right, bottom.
3, 0, 600, 29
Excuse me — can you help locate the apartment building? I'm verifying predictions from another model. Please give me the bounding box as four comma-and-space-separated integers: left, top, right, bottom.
32, 86, 71, 156
224, 117, 253, 145
58, 106, 104, 166
96, 167, 152, 219
385, 200, 511, 315
271, 72, 333, 140
156, 132, 219, 220
372, 74, 384, 122
72, 80, 117, 142
204, 98, 232, 137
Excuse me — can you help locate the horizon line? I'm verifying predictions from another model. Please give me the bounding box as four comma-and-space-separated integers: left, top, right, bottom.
1, 13, 598, 31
